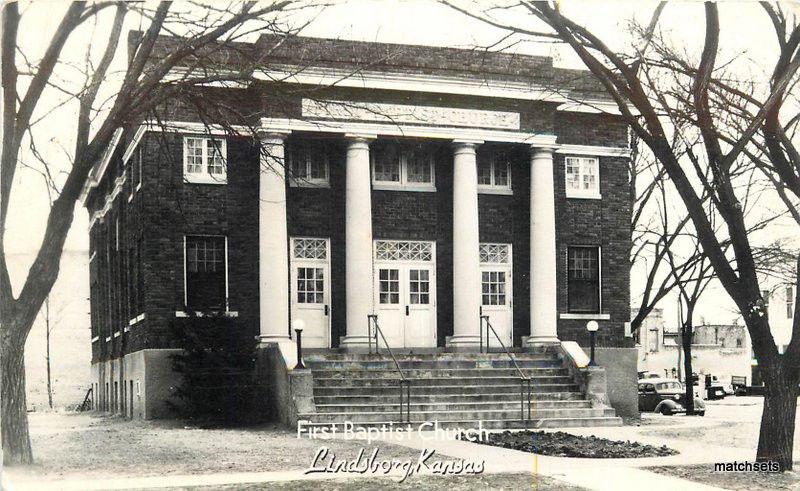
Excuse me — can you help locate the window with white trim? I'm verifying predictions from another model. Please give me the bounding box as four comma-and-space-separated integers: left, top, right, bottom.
185, 235, 227, 311
289, 141, 329, 187
565, 156, 600, 198
567, 246, 600, 313
183, 136, 227, 184
372, 142, 435, 191
477, 148, 511, 193
787, 285, 795, 319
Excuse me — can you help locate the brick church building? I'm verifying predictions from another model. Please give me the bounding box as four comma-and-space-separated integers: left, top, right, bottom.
83, 33, 635, 423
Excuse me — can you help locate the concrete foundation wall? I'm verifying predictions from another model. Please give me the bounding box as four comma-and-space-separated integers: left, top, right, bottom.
256, 343, 313, 427
594, 347, 638, 418
91, 348, 182, 419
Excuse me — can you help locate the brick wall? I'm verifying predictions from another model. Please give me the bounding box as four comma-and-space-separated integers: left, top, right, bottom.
87, 83, 632, 356
554, 154, 632, 348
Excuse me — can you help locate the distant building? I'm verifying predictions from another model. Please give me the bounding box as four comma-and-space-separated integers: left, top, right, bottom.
635, 308, 750, 385
755, 275, 797, 385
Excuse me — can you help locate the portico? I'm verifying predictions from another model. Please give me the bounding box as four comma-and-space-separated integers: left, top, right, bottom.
257, 118, 561, 351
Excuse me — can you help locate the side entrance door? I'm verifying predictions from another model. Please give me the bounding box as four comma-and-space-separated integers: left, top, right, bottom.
479, 243, 513, 348
373, 240, 437, 349
290, 237, 331, 348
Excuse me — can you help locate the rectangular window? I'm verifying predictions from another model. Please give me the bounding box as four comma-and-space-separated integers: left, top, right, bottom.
409, 269, 430, 305
185, 236, 227, 311
567, 246, 600, 313
565, 156, 600, 199
183, 136, 227, 184
405, 147, 432, 183
787, 285, 795, 319
373, 144, 402, 183
296, 267, 324, 304
378, 268, 400, 304
289, 141, 329, 187
477, 148, 512, 193
372, 142, 435, 190
648, 329, 659, 352
114, 216, 120, 251
481, 271, 507, 306
137, 145, 143, 188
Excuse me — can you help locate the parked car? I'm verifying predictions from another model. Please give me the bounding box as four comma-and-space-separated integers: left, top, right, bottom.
638, 378, 706, 416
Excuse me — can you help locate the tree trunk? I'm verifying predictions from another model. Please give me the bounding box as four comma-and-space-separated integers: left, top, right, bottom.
45, 297, 53, 409
682, 325, 695, 415
2, 332, 33, 464
757, 361, 799, 471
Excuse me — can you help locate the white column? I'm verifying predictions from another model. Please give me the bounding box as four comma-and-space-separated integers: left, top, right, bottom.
447, 140, 483, 350
339, 135, 375, 350
528, 146, 559, 345
258, 131, 291, 343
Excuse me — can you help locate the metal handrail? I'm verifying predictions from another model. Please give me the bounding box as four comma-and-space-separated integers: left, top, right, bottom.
77, 387, 93, 412
480, 315, 532, 423
367, 314, 411, 422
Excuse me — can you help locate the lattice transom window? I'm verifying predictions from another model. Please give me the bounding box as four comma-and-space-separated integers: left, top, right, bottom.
375, 240, 433, 262
565, 156, 599, 198
479, 243, 510, 264
292, 238, 328, 260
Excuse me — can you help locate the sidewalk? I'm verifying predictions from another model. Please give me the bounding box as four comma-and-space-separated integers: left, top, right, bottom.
4, 419, 741, 490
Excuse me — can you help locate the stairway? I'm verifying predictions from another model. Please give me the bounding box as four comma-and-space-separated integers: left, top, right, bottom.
298, 351, 622, 430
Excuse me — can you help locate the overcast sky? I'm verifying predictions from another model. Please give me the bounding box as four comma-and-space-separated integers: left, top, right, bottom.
8, 0, 798, 326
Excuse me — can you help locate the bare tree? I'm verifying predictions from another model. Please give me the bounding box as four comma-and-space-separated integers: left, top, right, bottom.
445, 0, 800, 469
0, 0, 323, 465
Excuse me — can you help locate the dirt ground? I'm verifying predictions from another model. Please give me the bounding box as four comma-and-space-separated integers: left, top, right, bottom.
642, 421, 763, 452
165, 474, 584, 490
9, 412, 448, 481
648, 464, 800, 490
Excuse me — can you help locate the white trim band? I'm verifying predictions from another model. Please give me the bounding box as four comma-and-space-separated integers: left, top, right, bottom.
559, 313, 611, 320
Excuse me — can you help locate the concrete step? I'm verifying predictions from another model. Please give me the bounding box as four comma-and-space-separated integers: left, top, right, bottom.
315, 400, 593, 413
297, 416, 622, 431
304, 352, 560, 362
313, 375, 574, 388
305, 359, 564, 370
313, 383, 580, 396
313, 391, 586, 405
309, 367, 569, 378
299, 407, 618, 424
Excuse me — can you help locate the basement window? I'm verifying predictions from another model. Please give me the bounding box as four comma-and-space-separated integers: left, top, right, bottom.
184, 235, 227, 311
183, 136, 227, 185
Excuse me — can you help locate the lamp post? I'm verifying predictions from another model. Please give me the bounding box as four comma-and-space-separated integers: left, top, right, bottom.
293, 319, 306, 370
586, 320, 599, 366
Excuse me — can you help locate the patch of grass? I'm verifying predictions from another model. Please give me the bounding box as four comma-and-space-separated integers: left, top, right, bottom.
477, 430, 678, 458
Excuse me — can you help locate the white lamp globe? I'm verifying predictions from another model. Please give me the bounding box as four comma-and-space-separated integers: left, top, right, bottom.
586, 320, 599, 332
292, 319, 306, 332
